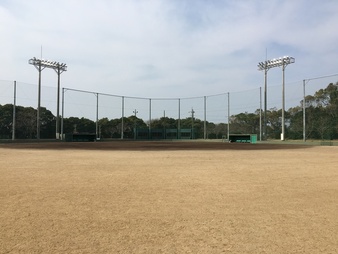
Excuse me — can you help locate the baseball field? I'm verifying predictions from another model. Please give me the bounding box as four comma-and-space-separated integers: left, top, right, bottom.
1, 141, 337, 253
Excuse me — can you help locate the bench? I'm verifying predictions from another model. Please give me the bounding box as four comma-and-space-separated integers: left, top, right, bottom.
229, 134, 257, 144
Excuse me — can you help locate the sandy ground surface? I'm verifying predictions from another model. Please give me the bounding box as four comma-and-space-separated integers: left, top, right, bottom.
0, 141, 337, 253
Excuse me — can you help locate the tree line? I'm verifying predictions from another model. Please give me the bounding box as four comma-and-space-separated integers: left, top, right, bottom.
1, 82, 337, 140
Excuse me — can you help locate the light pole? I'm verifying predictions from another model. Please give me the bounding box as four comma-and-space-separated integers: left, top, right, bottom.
258, 56, 295, 140
55, 63, 67, 139
133, 109, 138, 140
257, 61, 270, 140
29, 57, 67, 139
189, 108, 195, 139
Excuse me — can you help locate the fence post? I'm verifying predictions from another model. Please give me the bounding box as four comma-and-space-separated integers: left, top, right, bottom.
303, 80, 306, 142
121, 96, 124, 139
61, 88, 65, 140
227, 92, 230, 140
12, 81, 16, 140
149, 99, 152, 138
260, 87, 262, 141
204, 96, 207, 139
96, 93, 99, 140
178, 98, 181, 139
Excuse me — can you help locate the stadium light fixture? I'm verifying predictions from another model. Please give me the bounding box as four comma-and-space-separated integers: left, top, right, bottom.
259, 56, 295, 70
258, 56, 295, 141
29, 57, 67, 140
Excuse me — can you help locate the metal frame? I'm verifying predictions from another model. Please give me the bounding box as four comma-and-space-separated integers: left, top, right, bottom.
258, 56, 295, 140
29, 57, 67, 139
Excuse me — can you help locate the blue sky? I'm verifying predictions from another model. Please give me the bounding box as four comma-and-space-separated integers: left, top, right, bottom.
1, 0, 338, 99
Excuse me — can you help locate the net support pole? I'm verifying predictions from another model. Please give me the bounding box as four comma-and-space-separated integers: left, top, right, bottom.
96, 93, 99, 140
227, 92, 230, 140
178, 98, 181, 139
303, 80, 306, 142
12, 81, 16, 140
204, 96, 207, 139
259, 87, 262, 141
121, 96, 124, 139
61, 88, 65, 140
149, 99, 152, 138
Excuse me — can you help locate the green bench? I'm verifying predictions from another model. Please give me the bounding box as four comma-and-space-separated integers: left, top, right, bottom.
229, 134, 257, 144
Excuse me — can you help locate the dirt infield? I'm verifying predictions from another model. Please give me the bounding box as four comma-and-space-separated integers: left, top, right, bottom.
1, 141, 337, 253
0, 140, 311, 151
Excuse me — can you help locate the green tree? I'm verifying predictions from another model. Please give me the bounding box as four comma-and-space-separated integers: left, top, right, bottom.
214, 123, 228, 139
287, 82, 338, 140
151, 117, 177, 129
16, 106, 37, 139
287, 106, 303, 139
0, 104, 14, 138
180, 117, 203, 138
230, 112, 260, 135
63, 117, 96, 134
266, 108, 282, 139
40, 107, 56, 139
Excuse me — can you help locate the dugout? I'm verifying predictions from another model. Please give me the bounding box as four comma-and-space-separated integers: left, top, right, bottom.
150, 129, 165, 139
165, 129, 178, 139
179, 129, 194, 139
135, 129, 149, 139
229, 134, 257, 144
64, 133, 96, 142
135, 128, 165, 139
134, 128, 194, 140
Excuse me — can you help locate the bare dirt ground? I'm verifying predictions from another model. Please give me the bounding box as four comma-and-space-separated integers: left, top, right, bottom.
1, 141, 337, 253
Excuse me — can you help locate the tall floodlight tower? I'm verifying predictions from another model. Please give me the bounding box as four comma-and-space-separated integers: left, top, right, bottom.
189, 108, 195, 139
55, 62, 67, 139
29, 57, 67, 139
29, 58, 44, 139
280, 56, 295, 141
257, 61, 270, 140
258, 56, 294, 140
133, 109, 138, 140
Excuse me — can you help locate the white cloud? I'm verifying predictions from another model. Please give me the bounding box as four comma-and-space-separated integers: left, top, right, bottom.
1, 0, 338, 100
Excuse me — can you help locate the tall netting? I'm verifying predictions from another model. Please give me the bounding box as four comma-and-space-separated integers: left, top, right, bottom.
258, 75, 338, 140
63, 89, 98, 121
151, 98, 179, 121
205, 93, 228, 124
0, 80, 13, 106
301, 76, 338, 141
179, 96, 204, 122
16, 82, 38, 108
97, 93, 122, 121
124, 97, 150, 121
0, 80, 57, 139
230, 88, 261, 115
1, 74, 338, 140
